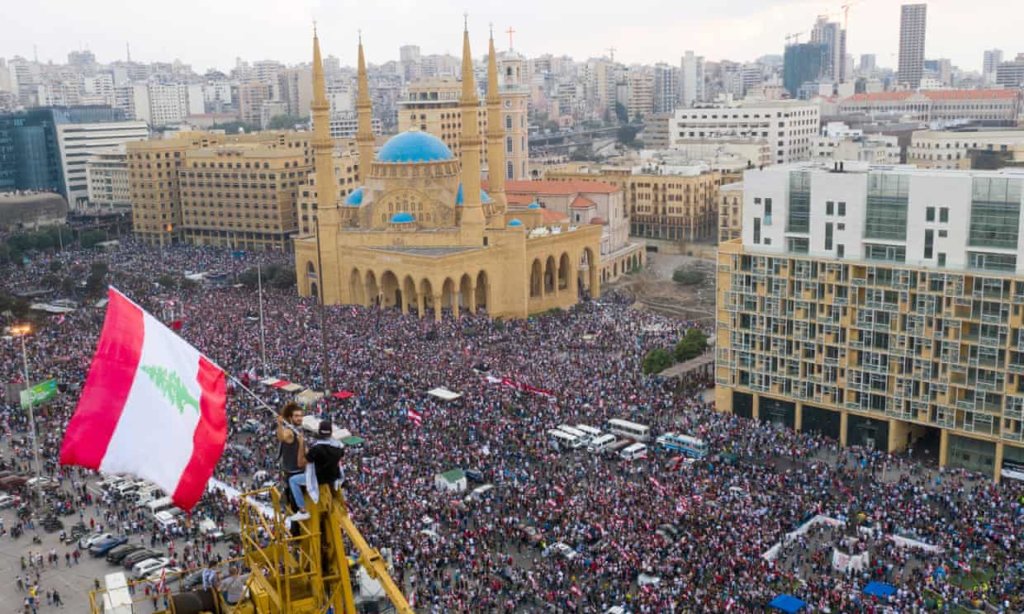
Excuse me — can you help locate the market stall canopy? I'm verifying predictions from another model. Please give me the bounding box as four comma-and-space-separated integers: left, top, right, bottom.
427, 387, 462, 401
300, 415, 351, 441
295, 389, 324, 406
332, 390, 355, 400
768, 595, 806, 613
863, 582, 896, 599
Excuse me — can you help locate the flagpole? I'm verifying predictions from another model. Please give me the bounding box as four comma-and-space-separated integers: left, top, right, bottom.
257, 264, 268, 376
16, 329, 42, 497
226, 372, 283, 420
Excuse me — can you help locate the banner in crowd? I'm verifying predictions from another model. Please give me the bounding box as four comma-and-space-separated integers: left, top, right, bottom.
484, 374, 556, 399
832, 549, 870, 573
19, 378, 57, 408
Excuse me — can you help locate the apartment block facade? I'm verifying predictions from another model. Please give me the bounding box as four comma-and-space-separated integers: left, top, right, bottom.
908, 129, 1024, 170
715, 162, 1024, 480
669, 101, 820, 165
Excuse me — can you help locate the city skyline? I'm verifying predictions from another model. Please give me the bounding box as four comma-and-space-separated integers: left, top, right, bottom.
5, 0, 1023, 73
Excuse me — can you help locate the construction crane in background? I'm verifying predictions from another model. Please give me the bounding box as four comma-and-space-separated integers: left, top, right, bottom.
785, 32, 805, 46
841, 0, 862, 31
607, 47, 617, 62
88, 484, 414, 614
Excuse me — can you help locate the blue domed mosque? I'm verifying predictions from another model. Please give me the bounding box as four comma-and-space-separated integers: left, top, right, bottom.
294, 24, 602, 320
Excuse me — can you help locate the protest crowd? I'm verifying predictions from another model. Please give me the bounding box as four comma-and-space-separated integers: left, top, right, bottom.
1, 239, 1022, 613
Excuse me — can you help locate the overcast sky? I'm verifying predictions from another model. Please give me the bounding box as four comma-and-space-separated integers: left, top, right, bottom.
4, 0, 1020, 73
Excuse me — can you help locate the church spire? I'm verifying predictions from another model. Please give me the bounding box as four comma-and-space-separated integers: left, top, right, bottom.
485, 26, 507, 223
356, 33, 374, 183
459, 19, 486, 239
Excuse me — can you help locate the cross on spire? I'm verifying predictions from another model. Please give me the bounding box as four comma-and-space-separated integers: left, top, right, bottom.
506, 27, 516, 50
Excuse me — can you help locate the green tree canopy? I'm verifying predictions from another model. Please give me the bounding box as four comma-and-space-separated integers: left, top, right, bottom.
643, 348, 674, 375
674, 328, 709, 362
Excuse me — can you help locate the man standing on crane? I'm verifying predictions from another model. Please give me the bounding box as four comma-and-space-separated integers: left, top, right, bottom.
276, 402, 309, 523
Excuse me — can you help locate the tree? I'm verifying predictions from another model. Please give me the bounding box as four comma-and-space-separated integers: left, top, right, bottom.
570, 145, 595, 162
614, 102, 629, 124
672, 266, 706, 286
267, 114, 307, 130
674, 328, 709, 362
617, 125, 639, 147
80, 229, 108, 249
642, 348, 674, 375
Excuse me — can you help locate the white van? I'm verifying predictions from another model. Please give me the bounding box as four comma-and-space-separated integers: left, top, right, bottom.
154, 510, 178, 530
587, 434, 618, 454
619, 443, 648, 461
145, 496, 174, 514
557, 425, 589, 446
547, 429, 579, 450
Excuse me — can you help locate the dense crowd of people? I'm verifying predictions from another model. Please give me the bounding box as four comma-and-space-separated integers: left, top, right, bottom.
1, 239, 1022, 613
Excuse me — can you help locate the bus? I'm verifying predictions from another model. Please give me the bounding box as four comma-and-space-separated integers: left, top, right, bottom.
606, 418, 651, 442
655, 433, 708, 459
557, 425, 590, 445
547, 429, 580, 451
575, 424, 602, 441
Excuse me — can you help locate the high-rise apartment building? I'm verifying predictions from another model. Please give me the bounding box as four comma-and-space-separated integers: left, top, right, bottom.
898, 4, 927, 89
996, 54, 1024, 88
680, 51, 705, 106
55, 120, 149, 209
238, 82, 273, 126
652, 64, 679, 115
859, 54, 877, 74
131, 83, 203, 127
983, 49, 1003, 84
626, 69, 654, 121
810, 16, 847, 83
669, 100, 820, 165
715, 162, 1024, 480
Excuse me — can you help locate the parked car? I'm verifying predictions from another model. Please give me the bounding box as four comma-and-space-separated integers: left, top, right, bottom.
79, 532, 112, 550
465, 469, 486, 483
0, 494, 18, 508
132, 557, 170, 580
106, 544, 144, 564
542, 542, 578, 560
90, 535, 129, 556
122, 549, 162, 569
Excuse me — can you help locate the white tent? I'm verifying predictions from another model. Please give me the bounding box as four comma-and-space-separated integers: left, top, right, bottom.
300, 415, 351, 441
427, 387, 462, 401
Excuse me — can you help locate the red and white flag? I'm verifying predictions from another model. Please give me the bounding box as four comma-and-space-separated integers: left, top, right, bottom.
155, 567, 167, 593
407, 408, 423, 426
59, 287, 228, 511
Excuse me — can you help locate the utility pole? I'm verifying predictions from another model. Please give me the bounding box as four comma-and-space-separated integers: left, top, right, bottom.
257, 264, 268, 376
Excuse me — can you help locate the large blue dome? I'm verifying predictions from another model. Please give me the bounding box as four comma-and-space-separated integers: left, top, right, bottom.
377, 131, 454, 163
390, 212, 415, 224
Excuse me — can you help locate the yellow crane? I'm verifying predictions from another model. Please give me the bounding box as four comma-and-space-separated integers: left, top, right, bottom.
89, 484, 414, 614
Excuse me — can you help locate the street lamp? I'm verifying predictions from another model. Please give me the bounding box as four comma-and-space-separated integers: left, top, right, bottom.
11, 324, 43, 496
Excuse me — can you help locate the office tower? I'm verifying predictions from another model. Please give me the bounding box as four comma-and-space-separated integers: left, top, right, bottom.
716, 162, 1024, 480
670, 100, 820, 164
55, 120, 149, 209
898, 4, 927, 88
784, 43, 826, 98
860, 54, 877, 73
680, 51, 705, 106
810, 16, 847, 83
983, 49, 1004, 83
653, 63, 679, 115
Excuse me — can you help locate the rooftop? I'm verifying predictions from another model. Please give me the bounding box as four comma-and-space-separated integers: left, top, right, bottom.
842, 89, 1020, 103
497, 179, 619, 195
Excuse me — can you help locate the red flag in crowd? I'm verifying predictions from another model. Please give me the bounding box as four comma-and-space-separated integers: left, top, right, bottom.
407, 408, 423, 426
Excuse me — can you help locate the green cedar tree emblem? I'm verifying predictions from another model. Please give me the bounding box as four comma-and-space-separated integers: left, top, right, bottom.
140, 365, 200, 415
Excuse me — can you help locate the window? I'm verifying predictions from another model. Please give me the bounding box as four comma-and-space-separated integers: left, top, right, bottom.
826, 201, 834, 215
825, 222, 834, 251
864, 173, 909, 241
864, 244, 906, 263
938, 229, 947, 238
968, 251, 1017, 272
937, 252, 946, 267
968, 178, 1021, 249
753, 217, 761, 244
787, 171, 811, 233
924, 229, 934, 259
754, 197, 762, 205
506, 136, 513, 153
787, 237, 809, 253
838, 201, 846, 216
940, 207, 949, 223
837, 223, 845, 231
926, 206, 935, 222
836, 244, 845, 258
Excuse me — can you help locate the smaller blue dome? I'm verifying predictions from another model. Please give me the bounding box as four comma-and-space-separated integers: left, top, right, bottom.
455, 183, 492, 206
508, 218, 523, 227
527, 201, 541, 210
344, 187, 364, 206
377, 130, 454, 163
390, 212, 415, 224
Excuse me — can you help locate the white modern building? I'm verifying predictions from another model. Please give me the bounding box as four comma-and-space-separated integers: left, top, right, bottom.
742, 162, 1024, 275
812, 122, 900, 165
86, 146, 132, 211
56, 121, 149, 209
669, 100, 819, 164
131, 83, 203, 127
680, 51, 705, 106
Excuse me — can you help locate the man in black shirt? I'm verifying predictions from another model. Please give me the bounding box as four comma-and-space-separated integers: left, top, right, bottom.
303, 420, 345, 505
276, 403, 308, 523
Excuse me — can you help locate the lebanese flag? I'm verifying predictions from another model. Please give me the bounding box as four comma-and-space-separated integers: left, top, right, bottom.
59, 287, 227, 511
407, 408, 423, 426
